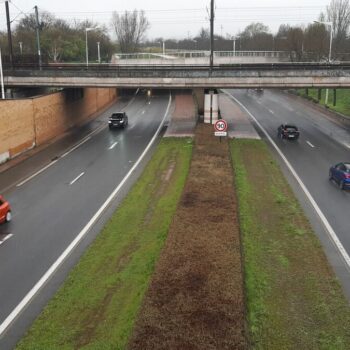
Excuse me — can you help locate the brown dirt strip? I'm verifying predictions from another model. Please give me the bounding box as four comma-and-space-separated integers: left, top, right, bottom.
128, 124, 247, 350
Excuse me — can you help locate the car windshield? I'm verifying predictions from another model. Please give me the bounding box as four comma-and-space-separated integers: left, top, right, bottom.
285, 126, 297, 131
111, 114, 124, 120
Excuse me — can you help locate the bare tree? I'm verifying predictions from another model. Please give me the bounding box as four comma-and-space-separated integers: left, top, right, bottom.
240, 22, 271, 50
111, 10, 150, 53
240, 22, 269, 39
326, 0, 350, 52
286, 27, 304, 61
304, 23, 329, 60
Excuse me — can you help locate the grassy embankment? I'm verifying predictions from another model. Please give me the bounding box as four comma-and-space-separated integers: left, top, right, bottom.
297, 88, 350, 117
16, 138, 193, 350
231, 139, 350, 349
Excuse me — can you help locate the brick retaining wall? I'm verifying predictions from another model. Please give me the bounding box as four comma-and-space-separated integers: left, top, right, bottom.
0, 88, 117, 163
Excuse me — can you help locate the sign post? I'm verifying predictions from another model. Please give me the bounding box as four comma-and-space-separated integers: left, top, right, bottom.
214, 119, 228, 142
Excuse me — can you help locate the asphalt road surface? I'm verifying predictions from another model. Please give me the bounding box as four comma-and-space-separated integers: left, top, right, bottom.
0, 90, 171, 349
227, 88, 350, 292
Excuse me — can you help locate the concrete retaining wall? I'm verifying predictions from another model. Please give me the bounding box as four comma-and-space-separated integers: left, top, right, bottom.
0, 88, 117, 163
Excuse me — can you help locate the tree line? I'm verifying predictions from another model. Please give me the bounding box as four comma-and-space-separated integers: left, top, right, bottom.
0, 0, 350, 63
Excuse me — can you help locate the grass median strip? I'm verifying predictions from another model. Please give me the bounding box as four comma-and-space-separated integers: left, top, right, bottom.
230, 139, 350, 349
16, 138, 193, 350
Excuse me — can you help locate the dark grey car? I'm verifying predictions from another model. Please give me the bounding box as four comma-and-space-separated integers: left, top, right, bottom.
108, 112, 128, 129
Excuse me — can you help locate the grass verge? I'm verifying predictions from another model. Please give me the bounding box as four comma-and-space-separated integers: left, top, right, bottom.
296, 88, 350, 117
230, 139, 350, 350
16, 137, 193, 350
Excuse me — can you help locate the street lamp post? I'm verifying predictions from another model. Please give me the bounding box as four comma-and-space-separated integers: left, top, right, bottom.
85, 27, 94, 67
314, 21, 333, 105
0, 47, 5, 99
19, 41, 23, 55
232, 36, 239, 56
97, 41, 101, 63
162, 41, 165, 55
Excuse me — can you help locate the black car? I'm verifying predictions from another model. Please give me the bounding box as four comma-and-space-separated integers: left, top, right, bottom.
108, 112, 128, 129
277, 124, 300, 140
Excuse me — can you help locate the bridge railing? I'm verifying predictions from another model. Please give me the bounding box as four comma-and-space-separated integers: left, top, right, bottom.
113, 50, 290, 60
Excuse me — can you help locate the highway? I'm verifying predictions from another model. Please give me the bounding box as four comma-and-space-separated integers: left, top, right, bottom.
227, 88, 350, 287
0, 90, 171, 349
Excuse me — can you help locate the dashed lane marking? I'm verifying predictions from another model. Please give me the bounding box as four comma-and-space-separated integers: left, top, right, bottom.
69, 172, 85, 185
0, 234, 13, 246
108, 142, 118, 150
306, 141, 315, 148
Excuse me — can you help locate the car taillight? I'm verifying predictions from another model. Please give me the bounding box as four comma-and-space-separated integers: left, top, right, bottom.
344, 173, 350, 179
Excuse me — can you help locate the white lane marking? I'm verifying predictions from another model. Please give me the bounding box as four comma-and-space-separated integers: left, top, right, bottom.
256, 100, 262, 104
267, 108, 275, 115
141, 110, 145, 114
0, 234, 13, 246
306, 141, 315, 148
224, 90, 350, 271
0, 92, 172, 337
343, 143, 350, 149
61, 136, 91, 158
16, 160, 59, 187
16, 136, 92, 188
69, 172, 85, 185
108, 142, 118, 150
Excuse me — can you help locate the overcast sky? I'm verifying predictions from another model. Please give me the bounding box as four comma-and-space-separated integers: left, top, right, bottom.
1, 0, 332, 39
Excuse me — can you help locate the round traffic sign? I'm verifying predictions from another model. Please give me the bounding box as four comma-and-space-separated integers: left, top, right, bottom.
214, 119, 228, 132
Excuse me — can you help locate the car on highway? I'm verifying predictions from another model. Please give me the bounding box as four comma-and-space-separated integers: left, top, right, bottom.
329, 162, 350, 189
0, 195, 11, 223
108, 112, 128, 129
277, 124, 300, 140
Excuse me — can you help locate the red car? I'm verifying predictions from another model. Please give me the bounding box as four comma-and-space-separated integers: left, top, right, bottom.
0, 195, 11, 223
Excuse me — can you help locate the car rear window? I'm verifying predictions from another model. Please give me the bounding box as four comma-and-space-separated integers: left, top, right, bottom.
344, 163, 350, 172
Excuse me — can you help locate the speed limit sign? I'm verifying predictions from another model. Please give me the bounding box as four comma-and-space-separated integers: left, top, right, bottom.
214, 119, 228, 132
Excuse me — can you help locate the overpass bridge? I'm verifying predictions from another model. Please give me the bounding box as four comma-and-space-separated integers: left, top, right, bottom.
3, 62, 350, 89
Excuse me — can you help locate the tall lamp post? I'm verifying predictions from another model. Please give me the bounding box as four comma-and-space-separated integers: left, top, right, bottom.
232, 36, 239, 56
97, 41, 101, 63
0, 47, 5, 99
19, 41, 23, 55
85, 27, 94, 67
314, 20, 333, 105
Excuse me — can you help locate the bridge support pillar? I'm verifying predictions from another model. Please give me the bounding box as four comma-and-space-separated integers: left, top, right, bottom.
204, 89, 218, 124
193, 88, 204, 115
